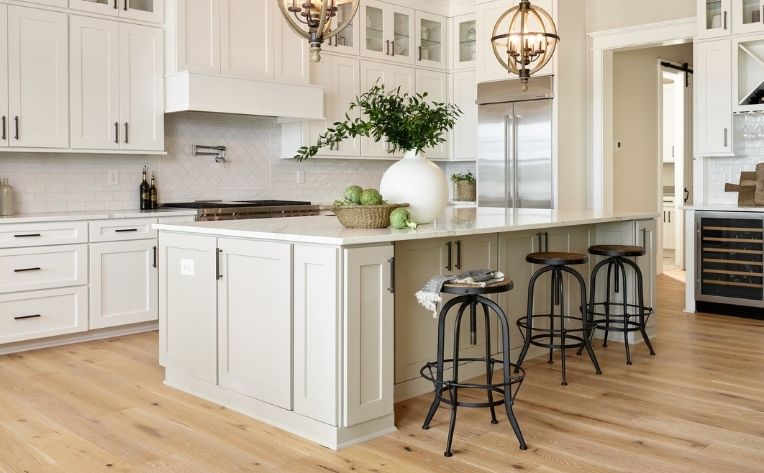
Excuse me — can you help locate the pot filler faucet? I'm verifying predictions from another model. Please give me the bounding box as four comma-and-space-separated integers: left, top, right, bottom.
192, 144, 227, 163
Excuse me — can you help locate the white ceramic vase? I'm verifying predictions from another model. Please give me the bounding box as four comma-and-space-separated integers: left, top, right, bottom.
380, 150, 448, 224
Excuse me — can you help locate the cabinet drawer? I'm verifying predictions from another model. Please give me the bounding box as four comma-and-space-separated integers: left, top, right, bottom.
0, 222, 88, 248
0, 287, 88, 345
89, 218, 158, 242
0, 244, 87, 294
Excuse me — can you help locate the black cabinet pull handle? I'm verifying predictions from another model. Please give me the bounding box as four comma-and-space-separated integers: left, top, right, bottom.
152, 245, 158, 269
124, 0, 128, 11
14, 116, 19, 140
124, 122, 129, 143
445, 241, 452, 271
455, 240, 461, 270
387, 257, 395, 293
14, 233, 41, 238
641, 228, 647, 250
216, 249, 223, 280
544, 232, 549, 252
1, 116, 5, 141
115, 228, 139, 233
14, 314, 41, 321
724, 10, 728, 30
14, 267, 41, 273
115, 122, 119, 144
113, 0, 118, 9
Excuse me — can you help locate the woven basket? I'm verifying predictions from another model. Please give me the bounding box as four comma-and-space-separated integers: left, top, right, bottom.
322, 203, 409, 229
455, 181, 476, 202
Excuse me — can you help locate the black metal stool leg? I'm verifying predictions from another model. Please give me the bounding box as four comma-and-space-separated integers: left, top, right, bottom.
603, 261, 614, 348
444, 301, 468, 457
481, 302, 498, 425
615, 259, 632, 365
561, 266, 602, 376
625, 258, 656, 357
556, 267, 568, 386
548, 268, 557, 365
579, 258, 608, 356
515, 266, 551, 372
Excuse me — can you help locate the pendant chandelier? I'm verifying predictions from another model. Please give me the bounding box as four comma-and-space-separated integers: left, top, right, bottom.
491, 0, 560, 90
278, 0, 359, 63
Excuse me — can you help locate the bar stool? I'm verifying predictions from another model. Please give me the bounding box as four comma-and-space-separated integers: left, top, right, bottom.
515, 252, 602, 386
420, 279, 527, 457
578, 245, 655, 365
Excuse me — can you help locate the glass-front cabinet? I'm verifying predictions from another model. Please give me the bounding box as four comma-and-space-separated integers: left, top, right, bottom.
697, 0, 732, 39
69, 0, 164, 24
325, 0, 359, 55
733, 0, 764, 34
416, 11, 446, 70
360, 0, 415, 65
452, 14, 476, 70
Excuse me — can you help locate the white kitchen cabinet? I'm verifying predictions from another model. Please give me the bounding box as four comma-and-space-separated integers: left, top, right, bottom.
416, 68, 448, 160
450, 70, 478, 160
361, 0, 415, 65
698, 0, 732, 39
274, 4, 309, 84
636, 219, 658, 311
21, 0, 66, 7
0, 244, 87, 294
159, 232, 218, 384
220, 0, 273, 80
7, 6, 68, 149
394, 234, 498, 384
695, 39, 734, 156
69, 0, 164, 24
452, 14, 477, 71
119, 23, 164, 151
477, 0, 516, 83
166, 0, 221, 75
732, 0, 764, 34
359, 60, 414, 158
308, 54, 361, 157
416, 11, 446, 70
293, 244, 340, 426
324, 0, 360, 56
0, 4, 7, 149
663, 205, 676, 250
218, 238, 292, 410
90, 239, 158, 329
0, 287, 88, 345
70, 16, 120, 150
343, 244, 394, 427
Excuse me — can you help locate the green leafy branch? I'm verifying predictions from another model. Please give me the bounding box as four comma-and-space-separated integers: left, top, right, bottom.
294, 83, 462, 162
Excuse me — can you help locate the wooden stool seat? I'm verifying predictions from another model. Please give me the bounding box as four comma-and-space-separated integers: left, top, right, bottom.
526, 252, 587, 266
442, 279, 514, 295
588, 245, 646, 257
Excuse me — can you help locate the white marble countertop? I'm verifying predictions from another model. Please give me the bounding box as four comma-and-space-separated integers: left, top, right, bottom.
683, 204, 764, 212
155, 207, 659, 246
0, 208, 197, 224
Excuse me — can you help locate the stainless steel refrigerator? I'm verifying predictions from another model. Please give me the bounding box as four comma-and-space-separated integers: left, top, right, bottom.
477, 77, 554, 209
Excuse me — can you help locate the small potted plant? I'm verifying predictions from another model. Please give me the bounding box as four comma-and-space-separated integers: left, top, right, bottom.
294, 83, 461, 224
451, 171, 476, 202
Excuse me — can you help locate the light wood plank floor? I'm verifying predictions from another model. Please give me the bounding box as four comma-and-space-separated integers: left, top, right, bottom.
1, 272, 763, 472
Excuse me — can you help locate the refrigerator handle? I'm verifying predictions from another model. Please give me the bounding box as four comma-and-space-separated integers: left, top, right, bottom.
505, 114, 514, 209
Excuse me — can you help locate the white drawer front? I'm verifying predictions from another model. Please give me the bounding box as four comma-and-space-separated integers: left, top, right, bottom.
0, 244, 87, 293
0, 222, 88, 248
0, 287, 88, 344
89, 218, 158, 242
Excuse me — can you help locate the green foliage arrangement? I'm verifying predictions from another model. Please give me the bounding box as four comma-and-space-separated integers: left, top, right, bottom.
294, 83, 462, 162
450, 171, 476, 183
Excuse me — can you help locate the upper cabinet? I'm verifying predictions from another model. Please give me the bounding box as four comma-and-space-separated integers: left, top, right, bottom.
6, 6, 69, 148
733, 0, 764, 34
324, 0, 359, 56
69, 0, 164, 24
452, 14, 477, 71
220, 0, 273, 80
698, 0, 732, 38
416, 11, 446, 70
0, 5, 8, 149
695, 39, 734, 156
361, 1, 415, 65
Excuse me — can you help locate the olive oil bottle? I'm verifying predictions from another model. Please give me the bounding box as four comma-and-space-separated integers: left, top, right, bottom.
150, 172, 158, 209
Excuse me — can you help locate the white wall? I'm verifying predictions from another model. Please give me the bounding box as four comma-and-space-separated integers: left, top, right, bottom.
587, 0, 695, 32
612, 43, 693, 212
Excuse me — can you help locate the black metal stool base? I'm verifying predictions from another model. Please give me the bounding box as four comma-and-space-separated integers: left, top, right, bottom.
420, 293, 527, 457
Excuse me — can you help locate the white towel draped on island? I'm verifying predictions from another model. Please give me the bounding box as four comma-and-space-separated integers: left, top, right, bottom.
415, 269, 505, 317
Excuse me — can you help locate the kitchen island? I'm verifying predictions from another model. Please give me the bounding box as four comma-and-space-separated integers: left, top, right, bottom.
155, 207, 658, 450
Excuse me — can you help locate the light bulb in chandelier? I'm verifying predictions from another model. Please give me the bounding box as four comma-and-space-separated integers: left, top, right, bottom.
278, 0, 359, 63
491, 0, 560, 90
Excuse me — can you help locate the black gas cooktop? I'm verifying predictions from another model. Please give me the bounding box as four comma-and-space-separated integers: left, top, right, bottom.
162, 200, 313, 210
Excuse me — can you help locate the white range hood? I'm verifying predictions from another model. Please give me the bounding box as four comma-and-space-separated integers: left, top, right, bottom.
165, 72, 325, 121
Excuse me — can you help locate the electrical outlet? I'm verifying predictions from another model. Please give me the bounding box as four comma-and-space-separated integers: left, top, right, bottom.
296, 170, 305, 184
180, 259, 195, 276
107, 169, 119, 185
616, 141, 623, 150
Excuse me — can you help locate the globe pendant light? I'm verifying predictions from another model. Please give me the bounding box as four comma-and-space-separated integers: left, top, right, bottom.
279, 0, 359, 63
491, 0, 560, 90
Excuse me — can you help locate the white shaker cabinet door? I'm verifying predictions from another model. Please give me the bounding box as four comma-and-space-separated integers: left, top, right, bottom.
416, 69, 448, 160
360, 60, 389, 158
90, 239, 158, 329
121, 0, 165, 24
343, 245, 394, 427
221, 0, 273, 80
70, 16, 120, 150
0, 4, 8, 149
119, 23, 164, 151
7, 6, 68, 148
217, 238, 292, 410
293, 245, 340, 426
168, 0, 221, 75
451, 71, 478, 160
695, 39, 733, 156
